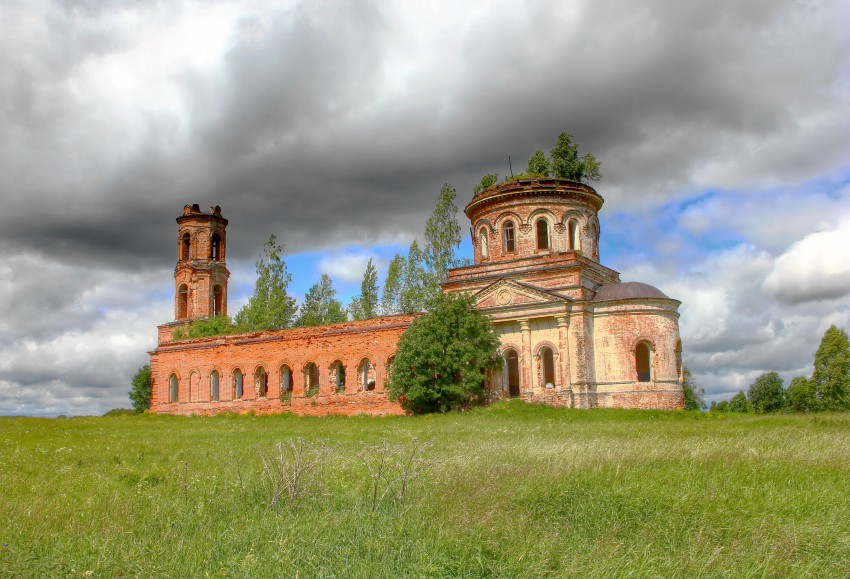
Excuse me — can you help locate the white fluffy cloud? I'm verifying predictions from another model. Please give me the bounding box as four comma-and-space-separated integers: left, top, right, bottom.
763, 220, 850, 304
318, 251, 381, 284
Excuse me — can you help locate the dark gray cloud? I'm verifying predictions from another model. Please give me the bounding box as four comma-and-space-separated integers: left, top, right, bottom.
0, 0, 849, 414
6, 0, 848, 264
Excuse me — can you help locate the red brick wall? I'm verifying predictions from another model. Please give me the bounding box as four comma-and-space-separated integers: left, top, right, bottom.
150, 315, 416, 416
466, 179, 603, 264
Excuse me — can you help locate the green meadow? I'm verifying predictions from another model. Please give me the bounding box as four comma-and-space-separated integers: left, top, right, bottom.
1, 402, 848, 577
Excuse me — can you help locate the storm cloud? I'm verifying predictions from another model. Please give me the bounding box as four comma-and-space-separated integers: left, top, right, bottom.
1, 0, 849, 414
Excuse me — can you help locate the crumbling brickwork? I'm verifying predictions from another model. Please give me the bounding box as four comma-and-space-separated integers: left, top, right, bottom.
150, 316, 414, 416
149, 179, 684, 416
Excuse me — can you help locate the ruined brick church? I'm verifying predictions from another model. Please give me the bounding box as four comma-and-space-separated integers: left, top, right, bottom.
149, 178, 684, 415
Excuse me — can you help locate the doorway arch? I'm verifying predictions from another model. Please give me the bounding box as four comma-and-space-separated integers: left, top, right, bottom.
504, 349, 520, 397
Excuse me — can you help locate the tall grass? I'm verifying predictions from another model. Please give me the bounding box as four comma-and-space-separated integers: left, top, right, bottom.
1, 402, 848, 576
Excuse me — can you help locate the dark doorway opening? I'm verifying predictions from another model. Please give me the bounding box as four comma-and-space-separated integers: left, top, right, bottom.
506, 350, 520, 397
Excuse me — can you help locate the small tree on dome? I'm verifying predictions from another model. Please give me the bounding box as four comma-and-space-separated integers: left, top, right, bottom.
526, 149, 551, 177
473, 173, 499, 194
550, 131, 602, 183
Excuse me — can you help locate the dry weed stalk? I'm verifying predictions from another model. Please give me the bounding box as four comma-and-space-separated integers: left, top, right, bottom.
260, 438, 331, 510
358, 438, 432, 509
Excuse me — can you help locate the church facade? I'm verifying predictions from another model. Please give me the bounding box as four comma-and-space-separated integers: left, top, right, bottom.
149, 179, 684, 415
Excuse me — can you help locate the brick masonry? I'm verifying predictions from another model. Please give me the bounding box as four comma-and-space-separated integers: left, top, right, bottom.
150, 179, 685, 416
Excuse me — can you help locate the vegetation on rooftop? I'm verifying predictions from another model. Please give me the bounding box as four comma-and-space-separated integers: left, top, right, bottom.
473, 131, 603, 196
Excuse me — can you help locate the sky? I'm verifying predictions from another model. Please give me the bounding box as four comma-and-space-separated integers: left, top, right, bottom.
1, 0, 849, 416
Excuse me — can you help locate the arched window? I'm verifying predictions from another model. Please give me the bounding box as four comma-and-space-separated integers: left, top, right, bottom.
211, 233, 221, 261
210, 371, 219, 402
536, 218, 549, 250
280, 365, 292, 394
636, 342, 652, 382
504, 349, 520, 397
386, 355, 396, 387
234, 369, 243, 399
502, 221, 516, 253
256, 367, 267, 397
331, 361, 345, 393
540, 346, 555, 387
479, 227, 489, 259
304, 363, 319, 396
568, 219, 580, 251
169, 374, 179, 403
181, 233, 191, 261
359, 358, 375, 391
212, 285, 223, 317
177, 284, 189, 319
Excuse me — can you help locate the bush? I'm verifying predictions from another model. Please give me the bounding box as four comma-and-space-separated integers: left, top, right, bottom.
103, 408, 136, 417
682, 367, 706, 410
389, 292, 501, 413
173, 315, 238, 340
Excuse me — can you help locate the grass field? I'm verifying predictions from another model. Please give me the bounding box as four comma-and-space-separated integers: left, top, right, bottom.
1, 402, 848, 577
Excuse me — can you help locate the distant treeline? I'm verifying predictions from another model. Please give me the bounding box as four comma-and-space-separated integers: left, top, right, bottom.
708, 325, 850, 413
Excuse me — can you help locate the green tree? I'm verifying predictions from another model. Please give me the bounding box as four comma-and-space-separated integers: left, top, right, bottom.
526, 149, 551, 176
349, 258, 380, 320
746, 371, 786, 414
728, 391, 752, 413
380, 253, 405, 315
235, 235, 297, 332
423, 183, 464, 303
297, 274, 347, 327
786, 376, 815, 412
128, 365, 152, 413
682, 366, 706, 410
359, 258, 379, 319
712, 400, 730, 412
389, 292, 501, 413
400, 241, 427, 314
811, 325, 850, 410
173, 315, 238, 340
550, 131, 602, 183
473, 173, 499, 194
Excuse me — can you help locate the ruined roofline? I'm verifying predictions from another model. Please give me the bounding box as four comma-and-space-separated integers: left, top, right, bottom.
465, 178, 604, 217
155, 312, 420, 351
176, 203, 228, 226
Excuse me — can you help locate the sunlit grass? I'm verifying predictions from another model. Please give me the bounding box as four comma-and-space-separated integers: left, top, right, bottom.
1, 402, 848, 576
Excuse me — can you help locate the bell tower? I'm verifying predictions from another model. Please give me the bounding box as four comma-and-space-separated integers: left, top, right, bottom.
174, 204, 230, 320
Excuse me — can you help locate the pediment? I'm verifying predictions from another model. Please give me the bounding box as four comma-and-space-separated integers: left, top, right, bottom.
474, 279, 566, 309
